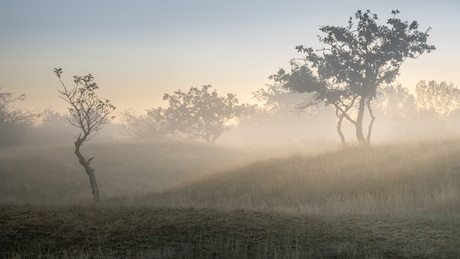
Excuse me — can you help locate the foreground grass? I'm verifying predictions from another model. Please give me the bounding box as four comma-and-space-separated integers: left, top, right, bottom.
1, 205, 459, 258
2, 139, 460, 257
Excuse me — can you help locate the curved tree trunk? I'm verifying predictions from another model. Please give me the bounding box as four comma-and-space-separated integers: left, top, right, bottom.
336, 109, 347, 146
74, 135, 99, 203
355, 96, 367, 146
333, 95, 358, 146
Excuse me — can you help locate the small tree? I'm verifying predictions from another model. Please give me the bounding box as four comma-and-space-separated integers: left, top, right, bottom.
150, 85, 250, 144
272, 10, 435, 146
54, 68, 116, 203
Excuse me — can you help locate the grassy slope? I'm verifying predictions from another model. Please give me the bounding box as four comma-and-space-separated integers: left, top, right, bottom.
1, 139, 460, 257
0, 139, 257, 205
145, 140, 460, 215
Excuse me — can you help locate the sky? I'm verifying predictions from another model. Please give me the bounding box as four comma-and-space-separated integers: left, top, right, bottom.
1, 0, 459, 116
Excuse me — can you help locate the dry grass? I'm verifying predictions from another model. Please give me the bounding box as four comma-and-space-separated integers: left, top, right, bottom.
140, 140, 460, 216
0, 139, 261, 205
1, 206, 459, 258
1, 138, 460, 257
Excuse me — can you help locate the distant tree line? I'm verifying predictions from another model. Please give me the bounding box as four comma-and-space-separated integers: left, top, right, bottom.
3, 79, 455, 147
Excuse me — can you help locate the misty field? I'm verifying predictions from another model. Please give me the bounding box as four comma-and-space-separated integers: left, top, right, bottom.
1, 139, 460, 258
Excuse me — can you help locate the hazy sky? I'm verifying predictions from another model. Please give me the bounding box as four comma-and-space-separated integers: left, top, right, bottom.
1, 0, 459, 115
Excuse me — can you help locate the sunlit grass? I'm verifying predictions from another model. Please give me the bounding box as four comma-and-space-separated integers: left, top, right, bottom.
0, 139, 260, 206
1, 138, 460, 257
137, 140, 460, 216
1, 138, 460, 215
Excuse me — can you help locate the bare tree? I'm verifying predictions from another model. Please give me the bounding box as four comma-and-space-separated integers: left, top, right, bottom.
54, 68, 116, 203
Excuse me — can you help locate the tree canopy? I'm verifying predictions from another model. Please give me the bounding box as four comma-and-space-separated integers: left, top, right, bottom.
148, 85, 251, 144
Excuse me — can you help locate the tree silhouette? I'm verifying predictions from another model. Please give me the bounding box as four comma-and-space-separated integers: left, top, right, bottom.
149, 85, 250, 144
271, 10, 435, 146
54, 68, 116, 203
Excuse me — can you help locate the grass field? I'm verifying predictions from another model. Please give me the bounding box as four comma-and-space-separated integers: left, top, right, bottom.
1, 138, 460, 257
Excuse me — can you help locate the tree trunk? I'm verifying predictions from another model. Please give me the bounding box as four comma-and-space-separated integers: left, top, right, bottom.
336, 109, 347, 146
355, 96, 367, 146
366, 99, 376, 145
74, 137, 100, 203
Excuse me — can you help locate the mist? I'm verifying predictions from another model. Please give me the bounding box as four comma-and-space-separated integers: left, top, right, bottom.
2, 65, 460, 258
3, 80, 460, 206
2, 3, 460, 257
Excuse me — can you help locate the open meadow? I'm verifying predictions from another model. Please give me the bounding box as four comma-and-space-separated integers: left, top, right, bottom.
2, 0, 460, 257
1, 139, 460, 258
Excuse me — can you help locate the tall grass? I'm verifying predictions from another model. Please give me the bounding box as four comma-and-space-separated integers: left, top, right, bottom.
1, 138, 460, 216
0, 139, 259, 206
141, 140, 460, 216
2, 138, 460, 258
